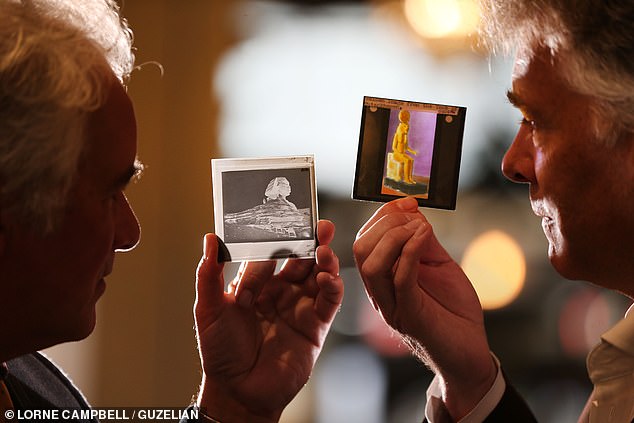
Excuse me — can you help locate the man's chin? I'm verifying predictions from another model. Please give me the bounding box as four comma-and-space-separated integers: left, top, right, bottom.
31, 328, 94, 357
56, 310, 98, 344
547, 245, 582, 282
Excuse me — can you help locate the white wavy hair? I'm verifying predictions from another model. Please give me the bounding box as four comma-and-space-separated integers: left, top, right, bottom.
478, 0, 634, 145
0, 0, 134, 233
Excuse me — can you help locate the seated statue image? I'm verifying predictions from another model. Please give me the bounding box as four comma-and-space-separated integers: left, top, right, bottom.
386, 109, 418, 184
383, 109, 428, 197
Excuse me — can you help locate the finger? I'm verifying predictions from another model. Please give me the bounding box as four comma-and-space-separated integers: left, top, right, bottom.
234, 260, 277, 308
277, 219, 335, 282
353, 211, 426, 267
278, 256, 314, 283
392, 222, 431, 318
356, 197, 419, 238
316, 219, 335, 246
314, 245, 343, 322
315, 245, 339, 277
227, 261, 247, 295
358, 219, 423, 316
195, 234, 226, 312
411, 221, 453, 266
314, 272, 344, 323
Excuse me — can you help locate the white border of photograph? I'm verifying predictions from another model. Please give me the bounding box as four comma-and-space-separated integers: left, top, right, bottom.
211, 155, 318, 262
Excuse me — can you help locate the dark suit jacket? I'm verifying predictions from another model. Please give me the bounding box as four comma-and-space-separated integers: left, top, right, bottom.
2, 353, 206, 423
480, 382, 537, 422
423, 379, 538, 422
4, 352, 96, 422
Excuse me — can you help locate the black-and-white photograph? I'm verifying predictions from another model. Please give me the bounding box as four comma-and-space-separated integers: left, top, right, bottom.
212, 156, 318, 261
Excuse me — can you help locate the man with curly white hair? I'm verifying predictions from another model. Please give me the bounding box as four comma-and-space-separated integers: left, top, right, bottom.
0, 1, 344, 422
353, 1, 634, 422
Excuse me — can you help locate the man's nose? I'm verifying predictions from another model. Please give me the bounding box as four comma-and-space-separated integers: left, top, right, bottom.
501, 127, 535, 184
114, 192, 140, 252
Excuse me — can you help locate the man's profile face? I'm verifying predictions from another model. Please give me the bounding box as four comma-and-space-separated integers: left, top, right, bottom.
502, 47, 634, 289
0, 77, 141, 355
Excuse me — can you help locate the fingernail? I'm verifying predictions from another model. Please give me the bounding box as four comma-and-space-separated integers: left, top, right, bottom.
397, 197, 418, 210
203, 235, 210, 260
238, 289, 253, 308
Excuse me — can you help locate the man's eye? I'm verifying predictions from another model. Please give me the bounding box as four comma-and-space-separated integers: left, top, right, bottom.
519, 117, 535, 128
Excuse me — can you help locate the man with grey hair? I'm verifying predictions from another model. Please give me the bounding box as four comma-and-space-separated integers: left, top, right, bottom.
0, 1, 343, 422
353, 1, 634, 422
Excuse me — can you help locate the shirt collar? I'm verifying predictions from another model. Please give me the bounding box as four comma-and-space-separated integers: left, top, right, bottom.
601, 303, 634, 355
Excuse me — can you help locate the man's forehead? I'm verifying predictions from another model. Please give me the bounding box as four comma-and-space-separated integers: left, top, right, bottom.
512, 45, 546, 81
81, 79, 137, 182
512, 55, 530, 81
510, 46, 563, 92
91, 80, 134, 125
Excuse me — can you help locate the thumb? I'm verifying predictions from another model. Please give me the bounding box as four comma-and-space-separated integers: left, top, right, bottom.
195, 233, 226, 315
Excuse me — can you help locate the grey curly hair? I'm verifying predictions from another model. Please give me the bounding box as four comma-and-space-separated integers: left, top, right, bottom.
478, 0, 634, 145
0, 0, 134, 233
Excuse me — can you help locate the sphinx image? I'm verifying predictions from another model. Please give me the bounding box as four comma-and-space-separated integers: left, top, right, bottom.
223, 176, 313, 242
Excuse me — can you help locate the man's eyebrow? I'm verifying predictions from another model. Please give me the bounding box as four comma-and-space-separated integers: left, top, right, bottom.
506, 90, 523, 108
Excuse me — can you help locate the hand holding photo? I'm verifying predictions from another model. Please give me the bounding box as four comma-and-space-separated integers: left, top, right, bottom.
353, 96, 466, 210
211, 155, 318, 262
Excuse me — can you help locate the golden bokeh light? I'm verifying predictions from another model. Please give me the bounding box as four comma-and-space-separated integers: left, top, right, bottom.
403, 0, 480, 39
461, 230, 526, 310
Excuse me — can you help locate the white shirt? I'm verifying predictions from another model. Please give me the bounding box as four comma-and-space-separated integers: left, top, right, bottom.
585, 305, 634, 423
425, 354, 506, 423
